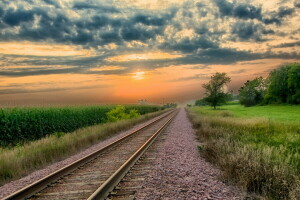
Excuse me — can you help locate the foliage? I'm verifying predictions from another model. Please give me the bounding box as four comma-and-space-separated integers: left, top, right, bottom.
0, 105, 161, 147
162, 103, 177, 109
195, 98, 208, 106
239, 77, 266, 107
287, 64, 300, 104
188, 106, 300, 199
202, 72, 231, 109
106, 105, 140, 122
264, 63, 300, 104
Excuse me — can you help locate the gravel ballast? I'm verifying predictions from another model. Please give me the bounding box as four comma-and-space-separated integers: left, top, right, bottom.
0, 111, 171, 199
135, 108, 244, 199
1, 109, 244, 199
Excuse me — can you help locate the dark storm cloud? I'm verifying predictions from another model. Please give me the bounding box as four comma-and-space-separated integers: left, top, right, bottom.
160, 37, 218, 53
214, 0, 233, 16
0, 4, 174, 46
214, 0, 262, 20
100, 31, 122, 44
2, 9, 35, 26
0, 7, 4, 17
213, 0, 298, 26
193, 48, 259, 64
173, 48, 299, 66
42, 0, 60, 7
233, 4, 262, 20
273, 41, 300, 48
133, 14, 166, 26
120, 24, 163, 42
73, 2, 119, 13
278, 6, 295, 18
232, 21, 263, 41
132, 8, 177, 26
0, 67, 82, 77
263, 6, 296, 25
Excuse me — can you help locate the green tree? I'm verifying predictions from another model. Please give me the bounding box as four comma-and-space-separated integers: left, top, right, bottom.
264, 65, 290, 103
264, 63, 300, 104
287, 64, 300, 104
202, 72, 231, 109
195, 98, 208, 106
239, 77, 266, 107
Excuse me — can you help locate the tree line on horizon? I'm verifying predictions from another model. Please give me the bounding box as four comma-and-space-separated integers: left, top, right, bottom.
195, 63, 300, 108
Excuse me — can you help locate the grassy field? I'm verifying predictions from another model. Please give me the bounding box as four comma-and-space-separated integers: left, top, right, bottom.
0, 109, 169, 185
0, 105, 161, 147
188, 104, 300, 200
199, 102, 300, 123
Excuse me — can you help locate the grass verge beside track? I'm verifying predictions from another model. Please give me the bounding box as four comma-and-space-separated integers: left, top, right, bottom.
187, 105, 300, 200
0, 109, 169, 186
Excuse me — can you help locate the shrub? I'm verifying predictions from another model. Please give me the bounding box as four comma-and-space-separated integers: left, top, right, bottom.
106, 105, 140, 122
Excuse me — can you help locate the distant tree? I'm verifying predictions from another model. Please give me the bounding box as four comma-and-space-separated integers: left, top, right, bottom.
163, 103, 177, 109
195, 98, 208, 106
202, 72, 231, 109
239, 77, 266, 107
264, 63, 300, 104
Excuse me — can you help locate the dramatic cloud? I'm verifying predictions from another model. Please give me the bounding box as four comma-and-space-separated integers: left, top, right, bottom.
273, 41, 300, 48
214, 0, 262, 20
0, 0, 299, 101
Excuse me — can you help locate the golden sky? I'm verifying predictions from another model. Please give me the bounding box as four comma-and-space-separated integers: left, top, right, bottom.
0, 0, 299, 105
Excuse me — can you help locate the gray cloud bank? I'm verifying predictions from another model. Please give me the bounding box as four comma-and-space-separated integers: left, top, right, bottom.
0, 0, 299, 78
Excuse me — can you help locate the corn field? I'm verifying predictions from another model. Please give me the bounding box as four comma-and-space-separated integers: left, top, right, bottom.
0, 105, 161, 147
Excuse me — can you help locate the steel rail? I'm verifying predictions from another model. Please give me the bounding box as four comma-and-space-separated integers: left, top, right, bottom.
2, 109, 175, 200
87, 110, 178, 200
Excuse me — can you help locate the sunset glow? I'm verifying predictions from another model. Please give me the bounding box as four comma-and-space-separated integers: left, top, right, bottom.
106, 52, 183, 62
0, 0, 299, 105
132, 71, 145, 80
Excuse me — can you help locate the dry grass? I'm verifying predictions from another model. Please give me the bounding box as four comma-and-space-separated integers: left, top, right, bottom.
187, 108, 300, 200
0, 109, 169, 185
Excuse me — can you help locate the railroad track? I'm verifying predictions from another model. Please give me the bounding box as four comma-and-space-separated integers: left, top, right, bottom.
107, 125, 169, 200
3, 109, 178, 200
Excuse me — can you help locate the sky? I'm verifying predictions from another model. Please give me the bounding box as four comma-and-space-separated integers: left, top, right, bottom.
0, 0, 299, 106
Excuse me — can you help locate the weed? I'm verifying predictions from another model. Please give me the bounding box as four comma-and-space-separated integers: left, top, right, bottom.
188, 106, 300, 200
220, 111, 234, 117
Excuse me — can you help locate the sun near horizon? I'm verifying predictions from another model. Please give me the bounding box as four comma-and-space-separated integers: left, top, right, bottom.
0, 0, 299, 106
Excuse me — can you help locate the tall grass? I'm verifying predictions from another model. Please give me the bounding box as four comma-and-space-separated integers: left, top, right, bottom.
0, 105, 161, 147
0, 109, 169, 186
187, 107, 300, 200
